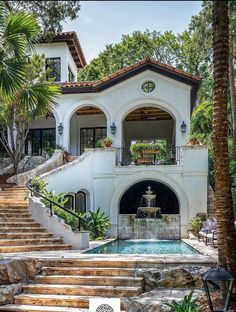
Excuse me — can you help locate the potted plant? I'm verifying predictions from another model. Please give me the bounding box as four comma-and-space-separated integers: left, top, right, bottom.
101, 137, 113, 148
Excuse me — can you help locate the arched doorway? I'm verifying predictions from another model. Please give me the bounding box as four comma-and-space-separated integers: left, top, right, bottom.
120, 106, 176, 165
70, 106, 107, 155
120, 180, 179, 215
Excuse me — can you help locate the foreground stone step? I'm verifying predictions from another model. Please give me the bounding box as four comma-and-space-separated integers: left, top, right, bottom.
41, 266, 136, 277
41, 259, 138, 269
35, 275, 143, 287
0, 227, 47, 233
0, 205, 28, 209
0, 305, 89, 312
0, 217, 36, 222
0, 232, 54, 239
0, 244, 71, 253
23, 284, 141, 297
14, 294, 120, 309
0, 238, 63, 246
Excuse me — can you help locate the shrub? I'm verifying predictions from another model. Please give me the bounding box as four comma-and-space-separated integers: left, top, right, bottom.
31, 176, 47, 192
85, 207, 111, 240
189, 217, 203, 236
165, 290, 200, 312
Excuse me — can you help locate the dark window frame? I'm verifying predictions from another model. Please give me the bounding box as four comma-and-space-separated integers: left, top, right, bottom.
45, 57, 61, 82
64, 194, 74, 210
68, 66, 75, 82
80, 127, 107, 154
25, 128, 56, 156
75, 191, 87, 213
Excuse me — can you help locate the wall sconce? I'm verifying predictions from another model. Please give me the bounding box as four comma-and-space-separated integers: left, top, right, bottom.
180, 121, 187, 133
110, 122, 117, 135
58, 123, 64, 135
201, 268, 234, 312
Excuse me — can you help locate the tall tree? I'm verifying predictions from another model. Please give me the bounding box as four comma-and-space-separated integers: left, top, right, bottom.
3, 1, 80, 32
212, 0, 236, 286
0, 3, 60, 173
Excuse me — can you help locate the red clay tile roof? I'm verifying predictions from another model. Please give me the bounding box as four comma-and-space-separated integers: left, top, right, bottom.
60, 58, 201, 112
41, 31, 86, 68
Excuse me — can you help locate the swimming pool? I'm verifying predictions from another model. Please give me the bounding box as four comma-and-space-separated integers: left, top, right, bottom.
87, 239, 199, 255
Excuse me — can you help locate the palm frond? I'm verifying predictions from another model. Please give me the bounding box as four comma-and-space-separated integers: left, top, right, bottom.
4, 11, 39, 58
0, 57, 27, 96
16, 83, 60, 118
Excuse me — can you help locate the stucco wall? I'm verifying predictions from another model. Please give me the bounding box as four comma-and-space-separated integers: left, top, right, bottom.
41, 147, 208, 238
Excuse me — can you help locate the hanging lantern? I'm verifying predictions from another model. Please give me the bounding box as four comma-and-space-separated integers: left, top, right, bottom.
58, 123, 64, 135
180, 121, 187, 133
110, 122, 117, 135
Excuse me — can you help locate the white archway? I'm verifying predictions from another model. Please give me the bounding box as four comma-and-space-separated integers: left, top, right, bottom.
62, 100, 111, 153
109, 171, 189, 236
112, 97, 186, 148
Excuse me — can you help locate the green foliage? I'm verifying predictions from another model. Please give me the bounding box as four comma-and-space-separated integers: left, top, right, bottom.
95, 140, 103, 148
189, 217, 203, 236
165, 291, 200, 312
85, 207, 111, 240
31, 176, 47, 192
4, 1, 81, 32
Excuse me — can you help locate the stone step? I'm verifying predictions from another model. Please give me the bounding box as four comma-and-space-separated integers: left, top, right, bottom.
0, 222, 41, 227
23, 284, 141, 297
41, 259, 138, 268
0, 244, 71, 253
0, 232, 53, 239
0, 213, 32, 217
35, 275, 143, 287
0, 304, 89, 312
0, 205, 28, 209
0, 217, 35, 222
14, 294, 121, 309
0, 227, 47, 233
41, 266, 136, 277
0, 238, 63, 246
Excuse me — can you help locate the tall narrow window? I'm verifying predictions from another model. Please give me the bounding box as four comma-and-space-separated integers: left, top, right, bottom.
75, 191, 86, 213
64, 194, 74, 210
68, 67, 75, 82
46, 58, 61, 82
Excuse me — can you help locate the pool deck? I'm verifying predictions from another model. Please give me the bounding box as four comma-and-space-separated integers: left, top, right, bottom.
0, 239, 218, 267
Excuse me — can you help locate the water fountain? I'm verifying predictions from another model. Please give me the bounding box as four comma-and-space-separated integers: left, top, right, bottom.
136, 186, 162, 219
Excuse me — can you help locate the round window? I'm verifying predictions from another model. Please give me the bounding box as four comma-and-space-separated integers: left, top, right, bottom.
141, 81, 155, 93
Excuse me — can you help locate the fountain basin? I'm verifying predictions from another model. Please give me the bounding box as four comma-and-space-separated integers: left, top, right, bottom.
137, 207, 162, 218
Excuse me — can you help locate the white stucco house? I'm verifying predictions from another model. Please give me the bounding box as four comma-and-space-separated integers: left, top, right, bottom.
12, 32, 208, 238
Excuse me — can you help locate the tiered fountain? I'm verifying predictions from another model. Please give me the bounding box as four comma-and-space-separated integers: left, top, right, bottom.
137, 186, 162, 219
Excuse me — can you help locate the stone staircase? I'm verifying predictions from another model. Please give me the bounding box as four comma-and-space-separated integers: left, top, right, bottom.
0, 258, 144, 311
0, 186, 71, 253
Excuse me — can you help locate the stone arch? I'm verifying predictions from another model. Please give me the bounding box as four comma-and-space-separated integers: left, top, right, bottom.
109, 171, 189, 233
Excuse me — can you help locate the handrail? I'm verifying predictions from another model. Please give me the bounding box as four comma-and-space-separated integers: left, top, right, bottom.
26, 179, 83, 231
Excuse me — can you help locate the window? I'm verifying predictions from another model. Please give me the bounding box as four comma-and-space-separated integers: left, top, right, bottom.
75, 191, 86, 213
25, 128, 56, 156
80, 127, 107, 154
141, 81, 155, 93
64, 194, 74, 210
68, 67, 75, 82
45, 58, 61, 82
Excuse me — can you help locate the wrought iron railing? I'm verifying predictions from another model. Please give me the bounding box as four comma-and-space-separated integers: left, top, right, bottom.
26, 179, 84, 231
116, 146, 182, 166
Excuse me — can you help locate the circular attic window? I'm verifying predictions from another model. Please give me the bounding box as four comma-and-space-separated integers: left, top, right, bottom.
141, 81, 155, 93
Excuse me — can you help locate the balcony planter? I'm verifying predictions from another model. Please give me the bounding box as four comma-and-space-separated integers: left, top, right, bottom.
101, 137, 113, 148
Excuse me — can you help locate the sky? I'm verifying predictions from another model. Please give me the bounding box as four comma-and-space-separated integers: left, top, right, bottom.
62, 1, 202, 63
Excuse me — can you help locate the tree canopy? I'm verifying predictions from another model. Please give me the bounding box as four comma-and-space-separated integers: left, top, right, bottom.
3, 1, 80, 32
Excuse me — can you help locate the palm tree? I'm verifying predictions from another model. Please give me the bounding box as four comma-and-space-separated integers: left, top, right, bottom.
0, 3, 60, 173
212, 0, 236, 287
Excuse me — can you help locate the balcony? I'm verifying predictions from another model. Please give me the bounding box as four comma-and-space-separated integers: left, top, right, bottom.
116, 146, 182, 166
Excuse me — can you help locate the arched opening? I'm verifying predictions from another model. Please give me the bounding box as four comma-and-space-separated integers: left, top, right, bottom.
70, 106, 107, 155
120, 106, 176, 165
64, 189, 90, 213
75, 191, 87, 213
25, 112, 56, 156
120, 180, 179, 215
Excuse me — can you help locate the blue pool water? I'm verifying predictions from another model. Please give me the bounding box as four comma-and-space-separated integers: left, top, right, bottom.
87, 240, 199, 255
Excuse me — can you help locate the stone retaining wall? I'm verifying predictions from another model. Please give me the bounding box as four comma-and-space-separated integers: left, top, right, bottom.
118, 214, 181, 239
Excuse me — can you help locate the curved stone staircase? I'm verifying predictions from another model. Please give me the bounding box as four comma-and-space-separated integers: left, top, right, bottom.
0, 186, 71, 253
0, 258, 143, 311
